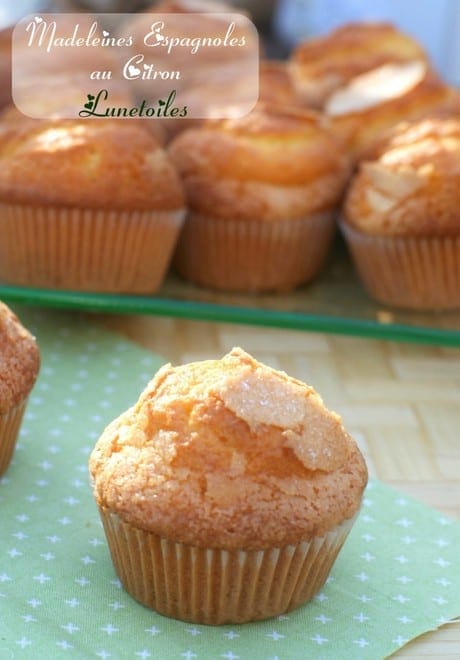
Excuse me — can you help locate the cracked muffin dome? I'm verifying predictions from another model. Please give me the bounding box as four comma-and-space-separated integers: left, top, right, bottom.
289, 21, 429, 109
169, 105, 350, 221
0, 302, 40, 413
344, 116, 460, 236
0, 301, 40, 476
89, 348, 367, 623
324, 61, 454, 163
89, 347, 367, 550
167, 105, 350, 292
341, 116, 460, 310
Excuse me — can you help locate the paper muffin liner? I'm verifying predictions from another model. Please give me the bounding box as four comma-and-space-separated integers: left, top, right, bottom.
98, 508, 356, 625
173, 210, 336, 293
0, 203, 185, 293
340, 221, 460, 310
0, 399, 28, 477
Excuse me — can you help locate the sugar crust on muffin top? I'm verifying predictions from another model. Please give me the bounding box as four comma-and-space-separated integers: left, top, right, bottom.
168, 106, 350, 220
0, 302, 40, 413
89, 348, 367, 549
344, 116, 460, 236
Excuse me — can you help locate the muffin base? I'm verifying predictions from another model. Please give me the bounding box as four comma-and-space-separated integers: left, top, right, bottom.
0, 399, 28, 477
341, 222, 460, 310
173, 210, 336, 293
99, 509, 356, 625
0, 204, 185, 293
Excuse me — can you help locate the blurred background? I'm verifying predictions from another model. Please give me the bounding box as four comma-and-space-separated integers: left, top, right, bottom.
274, 0, 460, 86
1, 0, 460, 85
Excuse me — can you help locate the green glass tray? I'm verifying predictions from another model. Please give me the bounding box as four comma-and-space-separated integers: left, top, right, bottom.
0, 239, 459, 347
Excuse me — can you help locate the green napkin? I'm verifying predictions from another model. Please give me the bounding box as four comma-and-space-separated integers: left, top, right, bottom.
1, 306, 459, 660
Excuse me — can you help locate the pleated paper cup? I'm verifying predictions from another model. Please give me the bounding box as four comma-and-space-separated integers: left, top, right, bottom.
98, 508, 356, 625
0, 399, 28, 477
173, 210, 336, 293
0, 203, 185, 293
341, 221, 460, 310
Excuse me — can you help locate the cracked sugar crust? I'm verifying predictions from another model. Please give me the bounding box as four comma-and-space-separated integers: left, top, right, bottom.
89, 348, 367, 549
168, 106, 350, 220
289, 21, 429, 109
0, 302, 40, 412
344, 116, 460, 236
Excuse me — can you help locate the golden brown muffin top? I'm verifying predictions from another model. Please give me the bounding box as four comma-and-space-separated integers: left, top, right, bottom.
0, 302, 40, 413
0, 119, 184, 211
289, 21, 429, 108
324, 63, 453, 162
344, 116, 460, 236
89, 348, 367, 550
168, 106, 350, 219
325, 61, 428, 117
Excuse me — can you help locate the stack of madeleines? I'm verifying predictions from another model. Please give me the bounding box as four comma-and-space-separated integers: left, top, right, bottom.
0, 12, 459, 309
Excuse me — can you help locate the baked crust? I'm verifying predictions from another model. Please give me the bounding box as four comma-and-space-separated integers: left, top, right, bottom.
289, 21, 429, 108
89, 348, 367, 549
0, 302, 40, 413
0, 119, 184, 211
168, 105, 350, 220
326, 63, 454, 160
344, 116, 460, 236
